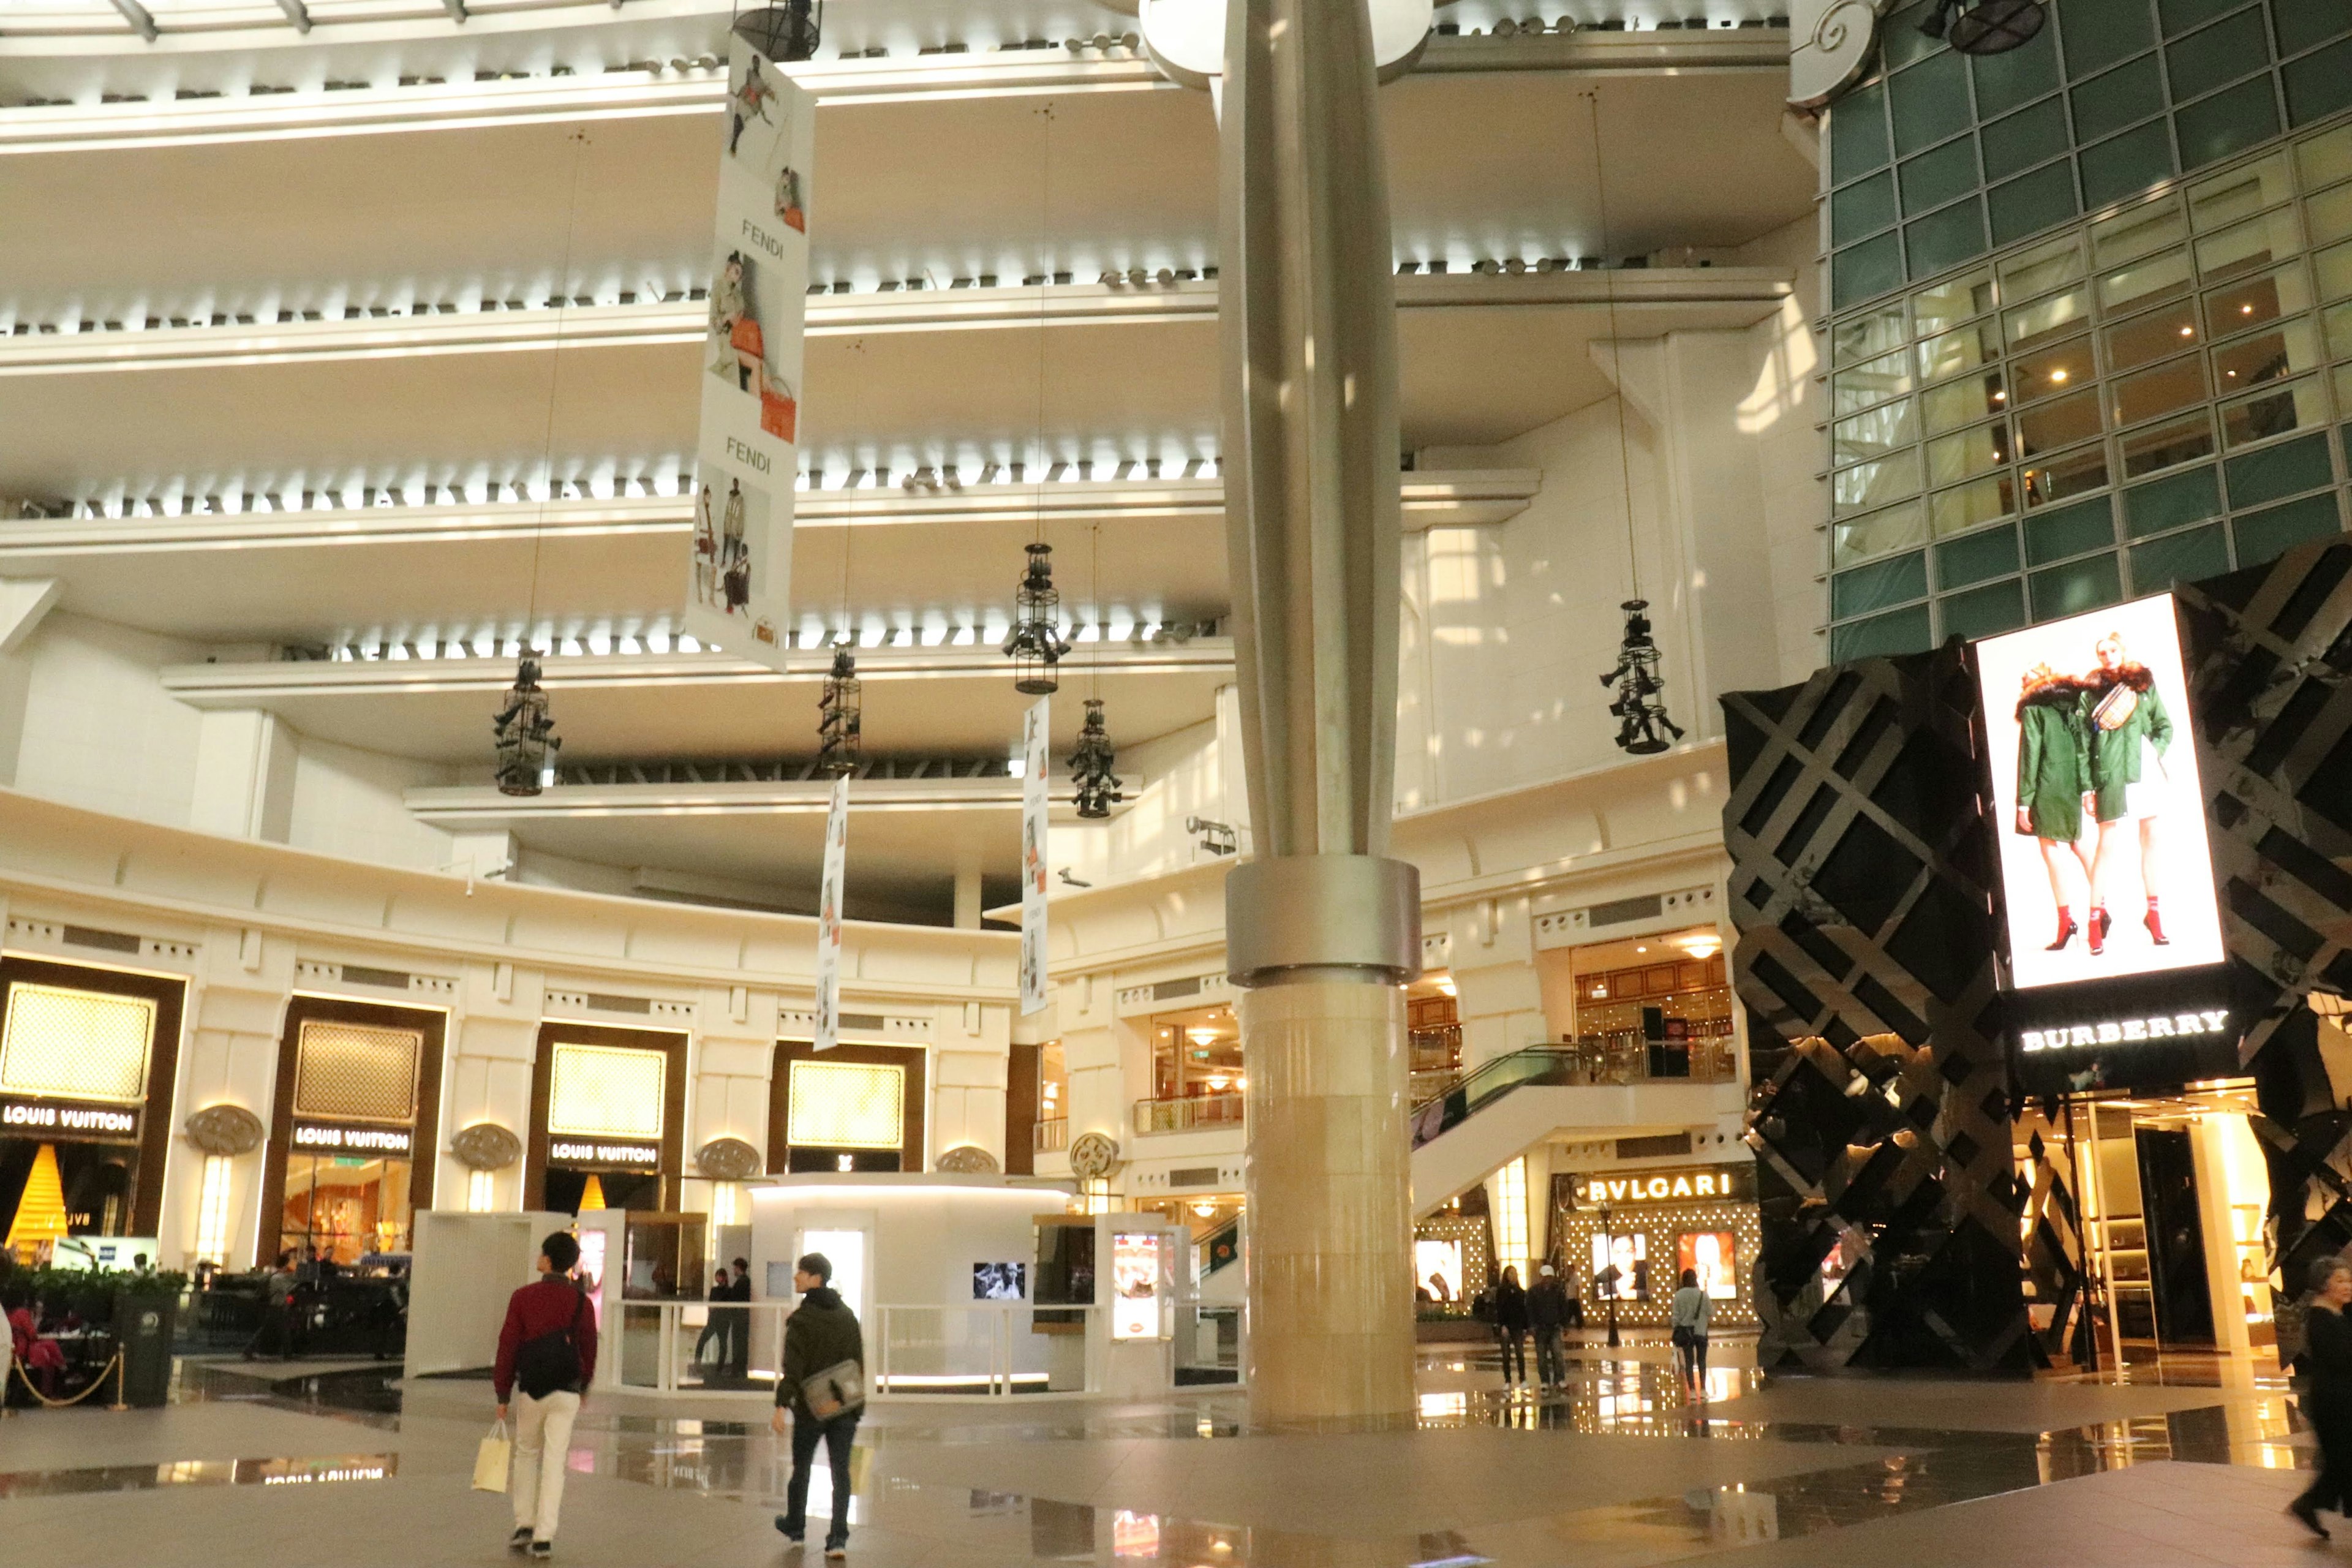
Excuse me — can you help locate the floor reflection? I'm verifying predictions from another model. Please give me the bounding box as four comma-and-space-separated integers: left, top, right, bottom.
0, 1454, 397, 1498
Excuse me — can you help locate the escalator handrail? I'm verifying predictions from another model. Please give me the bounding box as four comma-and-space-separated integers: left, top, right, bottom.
1409, 1046, 1583, 1148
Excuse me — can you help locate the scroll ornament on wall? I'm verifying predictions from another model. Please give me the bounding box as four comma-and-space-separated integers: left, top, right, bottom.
450, 1120, 523, 1172
184, 1103, 265, 1157
696, 1136, 764, 1181
1789, 0, 1887, 111
936, 1144, 1000, 1174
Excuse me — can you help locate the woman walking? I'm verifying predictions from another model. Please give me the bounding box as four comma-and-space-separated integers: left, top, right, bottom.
1670, 1267, 1714, 1402
2291, 1257, 2352, 1537
1493, 1266, 1529, 1388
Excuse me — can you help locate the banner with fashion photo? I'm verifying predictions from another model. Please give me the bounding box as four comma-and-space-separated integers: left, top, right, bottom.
1020, 696, 1050, 1016
813, 772, 847, 1052
1973, 592, 2224, 990
687, 37, 813, 670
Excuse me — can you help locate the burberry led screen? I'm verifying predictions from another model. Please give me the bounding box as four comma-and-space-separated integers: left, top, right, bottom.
1972, 592, 2225, 990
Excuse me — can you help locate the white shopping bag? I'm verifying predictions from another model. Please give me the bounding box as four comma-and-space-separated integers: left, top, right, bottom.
472, 1419, 512, 1493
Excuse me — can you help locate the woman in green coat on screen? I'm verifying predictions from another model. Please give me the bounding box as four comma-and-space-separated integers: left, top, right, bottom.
2015, 664, 2094, 951
2082, 630, 2175, 954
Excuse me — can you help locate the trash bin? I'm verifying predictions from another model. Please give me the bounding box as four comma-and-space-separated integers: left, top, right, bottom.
111, 1292, 176, 1408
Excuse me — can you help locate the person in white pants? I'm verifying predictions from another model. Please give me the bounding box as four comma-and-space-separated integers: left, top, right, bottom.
494, 1231, 598, 1559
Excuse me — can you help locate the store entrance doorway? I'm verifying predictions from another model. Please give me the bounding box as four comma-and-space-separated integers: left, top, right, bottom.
2019, 1082, 2272, 1366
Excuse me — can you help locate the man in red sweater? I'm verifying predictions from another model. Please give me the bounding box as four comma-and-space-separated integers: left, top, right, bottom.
494, 1232, 597, 1559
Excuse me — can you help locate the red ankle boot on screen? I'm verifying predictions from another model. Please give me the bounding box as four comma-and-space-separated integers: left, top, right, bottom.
2046, 910, 2077, 951
2088, 905, 2109, 955
2145, 898, 2169, 946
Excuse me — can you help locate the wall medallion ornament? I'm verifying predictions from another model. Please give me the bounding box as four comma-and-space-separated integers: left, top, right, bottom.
184, 1102, 265, 1157
450, 1120, 524, 1172
1068, 1131, 1121, 1181
1788, 0, 1887, 111
935, 1144, 1000, 1174
696, 1136, 764, 1181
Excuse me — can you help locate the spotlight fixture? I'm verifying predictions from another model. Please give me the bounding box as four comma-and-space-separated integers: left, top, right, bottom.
1003, 541, 1071, 694
1596, 599, 1686, 756
1918, 0, 2045, 55
491, 655, 560, 796
1184, 816, 1238, 856
817, 645, 861, 776
1069, 696, 1122, 818
731, 0, 823, 62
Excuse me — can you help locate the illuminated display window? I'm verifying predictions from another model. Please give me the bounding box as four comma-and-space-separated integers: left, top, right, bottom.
293, 1020, 421, 1124
546, 1042, 667, 1140
0, 983, 156, 1103
787, 1059, 905, 1150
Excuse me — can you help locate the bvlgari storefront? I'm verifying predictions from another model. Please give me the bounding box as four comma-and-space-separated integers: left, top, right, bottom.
258, 995, 446, 1267
1550, 1164, 1761, 1332
0, 956, 186, 1259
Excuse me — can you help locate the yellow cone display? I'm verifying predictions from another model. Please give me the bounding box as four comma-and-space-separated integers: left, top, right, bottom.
578, 1174, 607, 1212
5, 1142, 70, 1257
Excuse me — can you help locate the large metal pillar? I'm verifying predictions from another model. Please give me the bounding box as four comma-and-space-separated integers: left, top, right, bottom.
1218, 0, 1421, 1427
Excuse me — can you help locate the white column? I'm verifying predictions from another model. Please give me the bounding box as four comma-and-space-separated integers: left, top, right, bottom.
189, 709, 298, 841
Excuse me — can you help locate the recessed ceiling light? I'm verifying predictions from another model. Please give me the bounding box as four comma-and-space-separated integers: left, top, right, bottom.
2049, 368, 2068, 382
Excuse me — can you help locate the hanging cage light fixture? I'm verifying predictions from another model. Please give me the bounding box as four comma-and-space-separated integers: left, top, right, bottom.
1596, 600, 1684, 756
1918, 0, 2045, 55
731, 0, 823, 61
817, 644, 862, 777
492, 654, 561, 796
1003, 541, 1071, 695
1070, 696, 1122, 818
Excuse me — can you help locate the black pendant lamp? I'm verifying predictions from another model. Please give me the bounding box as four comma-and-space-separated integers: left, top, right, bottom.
1070, 696, 1122, 818
1597, 600, 1685, 757
1003, 541, 1071, 695
492, 654, 561, 795
1920, 0, 2045, 55
817, 644, 861, 777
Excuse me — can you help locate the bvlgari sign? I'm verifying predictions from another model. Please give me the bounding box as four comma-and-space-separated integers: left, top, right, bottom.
1570, 1165, 1754, 1208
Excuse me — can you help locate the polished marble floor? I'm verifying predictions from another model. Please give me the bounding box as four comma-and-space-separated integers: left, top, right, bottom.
0, 1335, 2323, 1567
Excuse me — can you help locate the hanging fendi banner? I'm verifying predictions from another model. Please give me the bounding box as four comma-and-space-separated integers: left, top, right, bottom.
1020, 696, 1050, 1016
687, 39, 813, 670
815, 773, 848, 1052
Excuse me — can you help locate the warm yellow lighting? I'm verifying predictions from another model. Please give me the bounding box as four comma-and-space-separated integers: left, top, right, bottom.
1205, 1074, 1231, 1091
1591, 984, 1608, 998
1187, 1027, 1219, 1047
6, 1142, 69, 1256
467, 1169, 496, 1212
1, 984, 156, 1102
1434, 974, 1457, 997
2049, 368, 2068, 383
579, 1174, 608, 1211
2180, 325, 2196, 336
547, 1042, 666, 1139
1679, 933, 1723, 960
194, 1153, 234, 1263
1191, 1201, 1217, 1218
2242, 303, 2255, 314
788, 1058, 905, 1149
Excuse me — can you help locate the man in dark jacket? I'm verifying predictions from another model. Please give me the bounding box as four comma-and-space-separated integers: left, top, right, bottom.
726, 1254, 755, 1379
1528, 1264, 1570, 1391
494, 1232, 597, 1560
1493, 1265, 1530, 1387
772, 1252, 863, 1558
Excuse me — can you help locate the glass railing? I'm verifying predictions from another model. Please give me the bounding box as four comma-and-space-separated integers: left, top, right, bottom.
1034, 1117, 1069, 1152
1133, 1093, 1245, 1136
1409, 1036, 1738, 1147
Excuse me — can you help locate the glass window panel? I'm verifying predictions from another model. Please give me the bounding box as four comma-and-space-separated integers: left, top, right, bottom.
1902, 138, 1982, 213
2000, 234, 2087, 300
1983, 99, 2071, 182
1833, 172, 1900, 246
2316, 239, 2352, 302
1918, 320, 2003, 383
2194, 209, 2304, 282
2103, 298, 2203, 372
2175, 77, 2282, 173
1830, 604, 1934, 662
1831, 551, 1929, 619
1833, 307, 1908, 369
1834, 347, 1917, 416
1990, 163, 2082, 247
2092, 197, 2189, 268
1940, 576, 2029, 639
2283, 38, 2352, 129
2234, 492, 2346, 565
2012, 334, 2096, 405
2109, 353, 2212, 426
2125, 463, 2224, 537
1834, 399, 1920, 466
1830, 81, 1892, 183
2224, 430, 2336, 506
2221, 375, 2331, 446
1935, 522, 2022, 589
1912, 269, 1996, 336
2016, 386, 2105, 457
2188, 150, 2295, 232
2309, 183, 2352, 246
2339, 360, 2352, 418
2165, 10, 2272, 105
2277, 1, 2352, 56
1928, 421, 2013, 486
2073, 55, 2166, 143
2024, 496, 2119, 565
1835, 451, 1925, 515
1834, 233, 1907, 311
2130, 522, 2233, 592
2060, 0, 2156, 78
2213, 320, 2324, 394
2022, 442, 2112, 508
2158, 0, 2242, 33
1889, 51, 1973, 157
1907, 202, 1991, 279
2007, 285, 2092, 349
2030, 552, 2127, 619
2097, 246, 2196, 312
2081, 121, 2177, 209
1924, 371, 2011, 432
1932, 473, 2020, 537
2121, 411, 2219, 476
2325, 300, 2352, 361
2203, 262, 2315, 335
2296, 124, 2352, 191
1972, 23, 2063, 116
1833, 500, 1930, 568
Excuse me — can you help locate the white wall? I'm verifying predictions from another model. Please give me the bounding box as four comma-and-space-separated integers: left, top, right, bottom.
12, 611, 205, 829
286, 733, 456, 869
